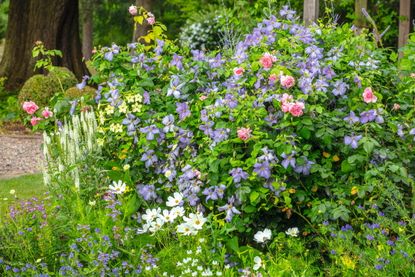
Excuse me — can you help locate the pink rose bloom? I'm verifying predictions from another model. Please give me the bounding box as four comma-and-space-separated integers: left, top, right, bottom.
129, 5, 137, 16
269, 73, 278, 82
146, 13, 155, 25
280, 75, 295, 89
233, 67, 244, 77
392, 103, 400, 111
237, 127, 252, 141
30, 117, 42, 126
194, 169, 202, 179
22, 101, 39, 115
259, 53, 276, 69
281, 93, 293, 103
281, 102, 293, 113
362, 87, 377, 103
42, 107, 53, 118
289, 102, 305, 117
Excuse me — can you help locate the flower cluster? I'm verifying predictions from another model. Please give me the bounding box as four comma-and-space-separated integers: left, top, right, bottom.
138, 192, 207, 236
22, 101, 53, 126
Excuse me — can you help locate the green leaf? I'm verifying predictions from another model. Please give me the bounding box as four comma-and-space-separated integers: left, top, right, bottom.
243, 205, 256, 213
137, 79, 154, 88
226, 236, 239, 253
123, 193, 141, 217
249, 191, 260, 204
298, 127, 311, 139
341, 160, 354, 173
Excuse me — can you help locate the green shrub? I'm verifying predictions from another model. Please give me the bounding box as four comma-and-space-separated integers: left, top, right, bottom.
18, 67, 77, 109
64, 86, 96, 99
47, 66, 78, 92
18, 74, 56, 108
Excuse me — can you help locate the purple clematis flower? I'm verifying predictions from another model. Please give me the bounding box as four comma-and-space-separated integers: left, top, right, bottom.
281, 151, 296, 169
344, 134, 362, 149
359, 110, 376, 124
170, 54, 183, 70
122, 114, 140, 136
218, 196, 241, 222
140, 150, 158, 168
254, 161, 271, 179
176, 102, 191, 120
343, 111, 359, 124
137, 184, 158, 201
140, 125, 160, 141
229, 168, 248, 183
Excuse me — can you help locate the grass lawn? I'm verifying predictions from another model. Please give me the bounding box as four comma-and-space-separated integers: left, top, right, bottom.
0, 173, 46, 217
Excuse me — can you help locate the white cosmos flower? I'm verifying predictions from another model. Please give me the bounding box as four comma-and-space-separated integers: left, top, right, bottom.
201, 268, 213, 276
254, 228, 272, 243
142, 208, 161, 223
149, 218, 165, 233
108, 180, 127, 194
183, 212, 207, 230
159, 209, 176, 223
253, 256, 265, 271
137, 222, 151, 234
166, 192, 183, 207
170, 206, 185, 218
285, 227, 300, 237
177, 223, 197, 236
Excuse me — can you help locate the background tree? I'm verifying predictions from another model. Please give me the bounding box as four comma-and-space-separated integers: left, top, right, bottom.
133, 0, 152, 42
0, 0, 88, 91
80, 0, 94, 60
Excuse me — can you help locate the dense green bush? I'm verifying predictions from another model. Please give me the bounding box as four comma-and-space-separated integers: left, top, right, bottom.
2, 5, 414, 276
92, 6, 413, 243
18, 75, 55, 108
18, 67, 77, 109
64, 85, 96, 99
48, 66, 78, 92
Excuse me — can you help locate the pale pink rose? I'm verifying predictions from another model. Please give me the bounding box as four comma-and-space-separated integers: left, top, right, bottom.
281, 102, 293, 113
281, 93, 293, 103
233, 67, 244, 76
42, 107, 53, 118
362, 87, 377, 103
237, 127, 252, 141
289, 102, 305, 117
280, 75, 295, 89
128, 5, 137, 15
194, 169, 202, 179
199, 95, 207, 101
129, 5, 137, 16
22, 101, 39, 115
146, 13, 155, 25
392, 103, 400, 111
30, 117, 42, 126
269, 73, 278, 82
259, 53, 276, 69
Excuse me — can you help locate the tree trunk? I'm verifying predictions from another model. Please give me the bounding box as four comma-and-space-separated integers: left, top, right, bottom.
0, 0, 88, 91
354, 0, 368, 29
398, 0, 411, 49
133, 0, 152, 42
80, 0, 94, 60
303, 0, 319, 25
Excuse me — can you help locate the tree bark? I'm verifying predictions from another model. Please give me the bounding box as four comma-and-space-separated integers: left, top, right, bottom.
398, 0, 411, 49
80, 0, 94, 60
354, 0, 368, 29
133, 0, 152, 42
0, 0, 88, 91
303, 0, 319, 26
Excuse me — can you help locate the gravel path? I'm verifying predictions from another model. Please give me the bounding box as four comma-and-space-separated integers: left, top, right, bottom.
0, 135, 43, 179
